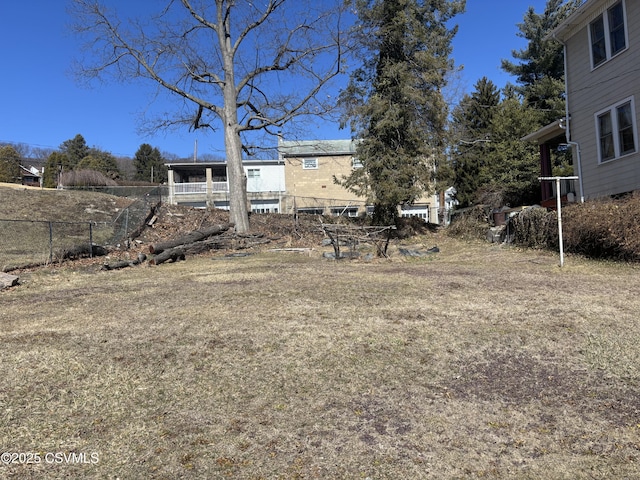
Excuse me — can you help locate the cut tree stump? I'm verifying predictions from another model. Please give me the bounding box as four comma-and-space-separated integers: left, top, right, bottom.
0, 272, 19, 289
149, 223, 234, 254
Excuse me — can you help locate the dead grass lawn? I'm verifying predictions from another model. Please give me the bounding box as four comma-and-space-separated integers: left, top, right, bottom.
1, 235, 640, 479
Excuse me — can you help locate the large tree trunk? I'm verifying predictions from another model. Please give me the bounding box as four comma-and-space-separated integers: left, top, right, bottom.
220, 9, 250, 235
225, 123, 250, 234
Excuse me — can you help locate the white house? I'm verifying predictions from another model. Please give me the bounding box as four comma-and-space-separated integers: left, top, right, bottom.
165, 159, 285, 212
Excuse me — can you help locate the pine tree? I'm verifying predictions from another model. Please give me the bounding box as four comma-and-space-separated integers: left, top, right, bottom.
451, 77, 500, 207
487, 90, 541, 207
134, 144, 167, 183
338, 0, 465, 225
452, 81, 540, 208
501, 0, 582, 125
59, 134, 90, 170
77, 149, 121, 180
0, 146, 21, 183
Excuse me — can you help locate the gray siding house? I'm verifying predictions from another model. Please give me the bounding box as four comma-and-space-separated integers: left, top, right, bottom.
551, 0, 640, 199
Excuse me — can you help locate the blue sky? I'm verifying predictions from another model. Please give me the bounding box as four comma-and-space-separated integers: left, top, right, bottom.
0, 1, 549, 160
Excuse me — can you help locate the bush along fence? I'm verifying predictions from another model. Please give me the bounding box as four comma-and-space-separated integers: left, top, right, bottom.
0, 187, 163, 272
449, 194, 640, 263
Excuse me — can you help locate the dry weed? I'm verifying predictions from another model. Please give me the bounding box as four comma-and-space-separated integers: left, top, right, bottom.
1, 236, 639, 479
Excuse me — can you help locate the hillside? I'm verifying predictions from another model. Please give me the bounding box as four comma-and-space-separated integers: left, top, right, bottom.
0, 184, 133, 223
0, 184, 439, 273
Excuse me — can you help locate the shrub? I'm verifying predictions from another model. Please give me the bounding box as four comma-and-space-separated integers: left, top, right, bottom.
509, 207, 557, 249
447, 205, 490, 240
563, 195, 640, 261
60, 169, 118, 187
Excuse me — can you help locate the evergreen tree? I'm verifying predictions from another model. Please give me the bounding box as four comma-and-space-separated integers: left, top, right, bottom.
59, 134, 90, 170
42, 135, 121, 187
501, 0, 582, 125
452, 82, 540, 208
0, 146, 22, 183
451, 77, 500, 207
486, 90, 541, 207
77, 149, 121, 179
134, 144, 167, 183
338, 0, 465, 225
42, 152, 71, 188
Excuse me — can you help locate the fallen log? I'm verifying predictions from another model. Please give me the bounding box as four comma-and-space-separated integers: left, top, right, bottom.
101, 253, 147, 271
149, 223, 234, 254
181, 237, 230, 255
148, 234, 272, 265
149, 247, 186, 265
61, 244, 108, 260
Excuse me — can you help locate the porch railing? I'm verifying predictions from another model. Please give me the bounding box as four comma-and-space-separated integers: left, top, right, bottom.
174, 181, 229, 194
550, 178, 577, 200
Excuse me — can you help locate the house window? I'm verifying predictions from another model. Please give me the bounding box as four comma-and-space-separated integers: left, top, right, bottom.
247, 168, 260, 178
400, 205, 429, 221
297, 207, 324, 215
352, 157, 363, 169
596, 97, 637, 163
302, 158, 318, 169
609, 2, 626, 55
589, 1, 627, 68
331, 207, 359, 217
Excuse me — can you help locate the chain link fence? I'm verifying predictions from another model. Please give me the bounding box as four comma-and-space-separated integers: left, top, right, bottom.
0, 186, 165, 271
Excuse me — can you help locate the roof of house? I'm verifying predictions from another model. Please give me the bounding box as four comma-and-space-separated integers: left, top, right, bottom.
278, 139, 357, 157
165, 159, 283, 168
521, 119, 566, 144
548, 0, 615, 43
20, 165, 42, 177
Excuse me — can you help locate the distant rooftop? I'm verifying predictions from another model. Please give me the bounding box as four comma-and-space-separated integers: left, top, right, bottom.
278, 139, 357, 157
165, 158, 283, 167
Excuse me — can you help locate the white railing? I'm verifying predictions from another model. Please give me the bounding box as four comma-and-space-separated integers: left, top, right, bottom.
550, 178, 578, 199
174, 182, 229, 194
174, 182, 206, 194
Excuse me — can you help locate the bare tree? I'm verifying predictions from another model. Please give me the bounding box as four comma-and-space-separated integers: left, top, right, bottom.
71, 0, 348, 232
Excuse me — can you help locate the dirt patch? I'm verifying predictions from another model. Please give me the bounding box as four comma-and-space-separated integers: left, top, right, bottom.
447, 349, 640, 427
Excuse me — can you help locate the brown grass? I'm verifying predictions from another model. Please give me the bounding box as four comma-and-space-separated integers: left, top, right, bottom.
1, 235, 640, 479
0, 185, 132, 223
0, 186, 134, 269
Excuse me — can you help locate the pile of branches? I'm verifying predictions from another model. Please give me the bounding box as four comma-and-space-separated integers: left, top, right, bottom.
320, 223, 396, 258
102, 223, 270, 270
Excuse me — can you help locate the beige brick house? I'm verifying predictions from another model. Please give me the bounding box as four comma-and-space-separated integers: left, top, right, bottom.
279, 138, 441, 222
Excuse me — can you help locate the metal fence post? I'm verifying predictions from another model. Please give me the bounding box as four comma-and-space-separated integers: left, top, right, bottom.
89, 222, 93, 258
124, 208, 129, 239
48, 221, 53, 263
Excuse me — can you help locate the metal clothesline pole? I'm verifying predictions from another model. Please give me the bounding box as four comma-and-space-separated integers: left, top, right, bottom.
539, 176, 579, 267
